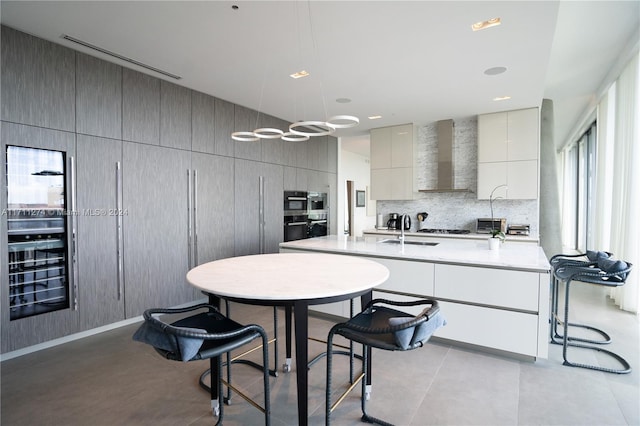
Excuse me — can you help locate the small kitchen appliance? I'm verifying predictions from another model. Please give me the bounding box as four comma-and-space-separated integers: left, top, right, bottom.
400, 214, 411, 231
507, 224, 530, 236
386, 213, 399, 230
476, 218, 507, 234
416, 212, 429, 230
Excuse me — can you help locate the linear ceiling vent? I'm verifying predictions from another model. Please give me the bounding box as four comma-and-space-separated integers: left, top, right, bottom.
61, 34, 181, 80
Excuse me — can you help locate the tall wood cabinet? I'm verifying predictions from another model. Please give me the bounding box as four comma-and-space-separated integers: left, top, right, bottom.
234, 159, 283, 256
191, 153, 235, 264
76, 136, 125, 330
477, 107, 539, 200
122, 142, 197, 318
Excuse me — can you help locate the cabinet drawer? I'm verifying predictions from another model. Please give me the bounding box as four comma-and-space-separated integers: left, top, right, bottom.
434, 301, 539, 357
434, 264, 539, 311
370, 257, 434, 296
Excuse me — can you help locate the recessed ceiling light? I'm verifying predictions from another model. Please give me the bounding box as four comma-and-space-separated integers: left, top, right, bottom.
335, 98, 351, 104
368, 115, 382, 120
290, 70, 309, 79
471, 17, 501, 31
484, 66, 507, 76
493, 96, 511, 101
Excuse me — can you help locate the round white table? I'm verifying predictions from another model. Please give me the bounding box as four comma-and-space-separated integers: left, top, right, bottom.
186, 252, 390, 425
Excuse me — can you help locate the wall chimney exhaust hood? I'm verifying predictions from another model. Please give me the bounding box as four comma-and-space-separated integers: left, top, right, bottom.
419, 119, 470, 193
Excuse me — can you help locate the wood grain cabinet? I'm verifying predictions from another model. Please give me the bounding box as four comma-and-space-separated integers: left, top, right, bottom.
122, 142, 197, 319
76, 53, 122, 139
191, 153, 235, 264
76, 135, 125, 330
1, 26, 76, 132
160, 81, 191, 150
234, 159, 284, 257
370, 123, 415, 200
122, 69, 160, 145
477, 108, 539, 200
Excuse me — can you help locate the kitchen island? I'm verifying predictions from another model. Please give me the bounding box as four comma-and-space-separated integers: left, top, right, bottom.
280, 234, 550, 360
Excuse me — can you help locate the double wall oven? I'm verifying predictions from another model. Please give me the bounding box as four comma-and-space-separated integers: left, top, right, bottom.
283, 191, 328, 242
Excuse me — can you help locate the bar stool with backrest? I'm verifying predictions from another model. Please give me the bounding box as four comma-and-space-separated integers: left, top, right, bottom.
553, 256, 633, 374
325, 298, 446, 426
133, 303, 271, 425
549, 250, 614, 345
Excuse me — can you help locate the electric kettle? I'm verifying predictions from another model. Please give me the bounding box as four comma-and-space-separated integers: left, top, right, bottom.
401, 214, 411, 231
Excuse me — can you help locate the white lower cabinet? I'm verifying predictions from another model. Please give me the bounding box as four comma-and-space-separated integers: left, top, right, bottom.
434, 264, 539, 311
434, 301, 539, 356
296, 248, 549, 359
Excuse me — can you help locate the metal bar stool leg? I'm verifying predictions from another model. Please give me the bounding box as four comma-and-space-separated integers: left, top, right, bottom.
561, 279, 631, 374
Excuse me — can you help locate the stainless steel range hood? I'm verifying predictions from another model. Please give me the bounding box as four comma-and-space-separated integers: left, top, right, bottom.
419, 119, 470, 193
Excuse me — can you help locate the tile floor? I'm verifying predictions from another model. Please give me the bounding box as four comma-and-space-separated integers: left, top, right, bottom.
1, 282, 639, 425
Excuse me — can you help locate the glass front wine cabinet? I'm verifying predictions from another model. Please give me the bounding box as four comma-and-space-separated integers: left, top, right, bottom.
6, 145, 71, 320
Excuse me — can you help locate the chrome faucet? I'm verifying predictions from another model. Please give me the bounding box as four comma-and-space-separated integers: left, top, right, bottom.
398, 214, 407, 243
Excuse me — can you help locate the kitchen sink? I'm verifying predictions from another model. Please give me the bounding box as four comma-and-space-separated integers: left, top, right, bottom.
379, 238, 439, 246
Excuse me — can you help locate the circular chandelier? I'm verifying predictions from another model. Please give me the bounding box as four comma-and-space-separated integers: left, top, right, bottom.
232, 115, 359, 142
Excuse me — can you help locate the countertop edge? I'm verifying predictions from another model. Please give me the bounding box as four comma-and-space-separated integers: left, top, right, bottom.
280, 236, 551, 274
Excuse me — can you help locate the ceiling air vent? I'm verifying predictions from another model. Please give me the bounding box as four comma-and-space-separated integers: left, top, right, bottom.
61, 34, 181, 80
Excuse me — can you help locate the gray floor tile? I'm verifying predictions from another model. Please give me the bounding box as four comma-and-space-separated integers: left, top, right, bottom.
2, 286, 638, 426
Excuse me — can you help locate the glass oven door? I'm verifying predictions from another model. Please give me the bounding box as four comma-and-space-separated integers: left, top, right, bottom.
284, 214, 309, 242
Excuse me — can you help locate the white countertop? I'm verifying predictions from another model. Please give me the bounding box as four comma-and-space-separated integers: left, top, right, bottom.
280, 235, 550, 273
363, 228, 540, 243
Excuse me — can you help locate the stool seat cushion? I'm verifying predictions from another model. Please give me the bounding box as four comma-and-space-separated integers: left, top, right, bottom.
598, 258, 629, 275
133, 321, 205, 361
586, 250, 610, 261
389, 311, 446, 349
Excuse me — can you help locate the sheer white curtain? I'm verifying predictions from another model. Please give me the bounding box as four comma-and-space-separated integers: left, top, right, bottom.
595, 53, 639, 313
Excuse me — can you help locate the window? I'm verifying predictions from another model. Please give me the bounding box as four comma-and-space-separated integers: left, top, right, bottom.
561, 122, 597, 251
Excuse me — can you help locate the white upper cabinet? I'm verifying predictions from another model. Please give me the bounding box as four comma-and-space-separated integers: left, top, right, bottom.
370, 123, 415, 200
477, 107, 539, 200
370, 126, 392, 169
478, 108, 538, 163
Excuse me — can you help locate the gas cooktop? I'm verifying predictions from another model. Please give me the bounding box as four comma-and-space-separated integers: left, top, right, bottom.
417, 229, 471, 235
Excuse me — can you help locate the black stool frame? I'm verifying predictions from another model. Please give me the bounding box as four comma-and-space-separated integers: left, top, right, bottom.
549, 252, 613, 346
553, 263, 633, 374
140, 304, 271, 425
325, 298, 441, 426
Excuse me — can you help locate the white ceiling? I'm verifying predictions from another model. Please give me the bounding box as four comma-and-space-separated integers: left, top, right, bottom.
2, 1, 638, 157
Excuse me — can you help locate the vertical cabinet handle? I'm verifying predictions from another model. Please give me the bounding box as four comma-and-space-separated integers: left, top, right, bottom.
193, 169, 198, 266
187, 169, 193, 269
259, 175, 265, 254
68, 156, 79, 311
115, 162, 124, 301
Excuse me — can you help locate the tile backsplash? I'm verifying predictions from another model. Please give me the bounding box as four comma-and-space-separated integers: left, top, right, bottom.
377, 117, 539, 236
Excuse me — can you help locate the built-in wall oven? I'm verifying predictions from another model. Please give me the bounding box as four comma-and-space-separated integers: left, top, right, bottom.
284, 191, 308, 211
307, 191, 328, 238
283, 190, 330, 242
284, 213, 309, 242
284, 191, 309, 242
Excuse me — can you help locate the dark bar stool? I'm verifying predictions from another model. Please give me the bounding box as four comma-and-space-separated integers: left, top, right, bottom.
133, 303, 271, 425
549, 251, 613, 345
553, 258, 633, 374
325, 298, 446, 425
